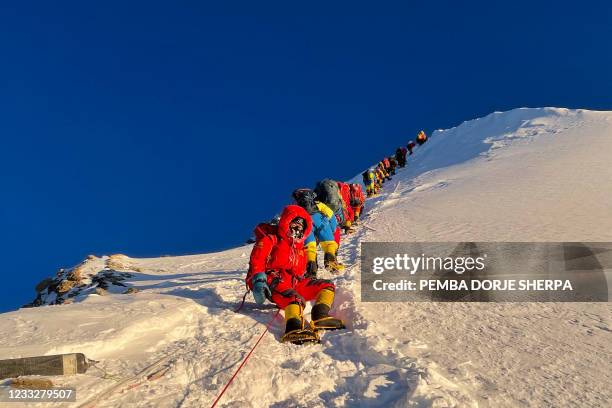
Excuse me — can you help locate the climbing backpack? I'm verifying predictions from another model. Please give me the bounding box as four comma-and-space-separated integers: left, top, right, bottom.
292, 189, 318, 215
314, 179, 342, 213
253, 223, 278, 250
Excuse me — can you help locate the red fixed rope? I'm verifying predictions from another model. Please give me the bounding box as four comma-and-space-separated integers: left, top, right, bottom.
209, 309, 281, 408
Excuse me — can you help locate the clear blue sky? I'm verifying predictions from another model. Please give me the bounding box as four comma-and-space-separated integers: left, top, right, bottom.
1, 1, 611, 312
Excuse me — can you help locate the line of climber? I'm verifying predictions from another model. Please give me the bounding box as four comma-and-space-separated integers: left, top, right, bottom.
362, 130, 428, 196
243, 130, 428, 344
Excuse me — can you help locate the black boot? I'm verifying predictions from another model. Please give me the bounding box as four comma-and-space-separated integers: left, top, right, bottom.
281, 304, 319, 345
282, 318, 319, 344
285, 317, 303, 333
342, 225, 355, 234
305, 260, 318, 279
324, 252, 345, 272
311, 303, 345, 331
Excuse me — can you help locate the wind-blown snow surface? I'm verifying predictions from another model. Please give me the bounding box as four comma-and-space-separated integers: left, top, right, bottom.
1, 107, 611, 407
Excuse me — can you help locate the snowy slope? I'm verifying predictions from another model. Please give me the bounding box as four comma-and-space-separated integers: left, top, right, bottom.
1, 107, 611, 408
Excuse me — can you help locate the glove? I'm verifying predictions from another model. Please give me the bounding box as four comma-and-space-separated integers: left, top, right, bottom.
305, 260, 318, 279
252, 273, 271, 304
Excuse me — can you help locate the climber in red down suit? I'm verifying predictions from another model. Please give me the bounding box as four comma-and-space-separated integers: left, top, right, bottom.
247, 205, 345, 344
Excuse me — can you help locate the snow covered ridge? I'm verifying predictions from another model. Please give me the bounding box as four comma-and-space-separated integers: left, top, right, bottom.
350, 106, 602, 185
3, 106, 611, 407
432, 107, 585, 153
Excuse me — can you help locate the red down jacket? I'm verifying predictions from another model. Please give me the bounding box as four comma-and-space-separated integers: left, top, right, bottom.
350, 183, 365, 207
247, 205, 313, 288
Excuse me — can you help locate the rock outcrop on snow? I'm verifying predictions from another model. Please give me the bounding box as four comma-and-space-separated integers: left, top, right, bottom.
26, 254, 140, 307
